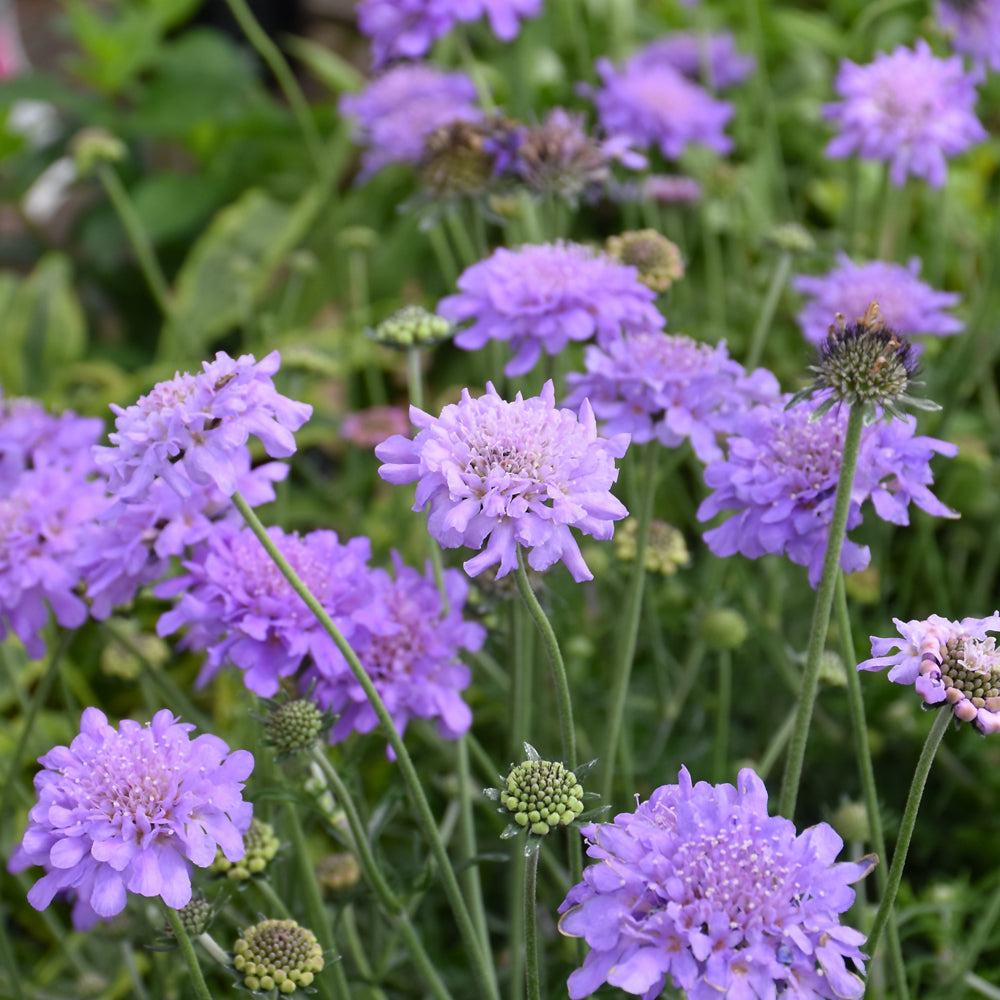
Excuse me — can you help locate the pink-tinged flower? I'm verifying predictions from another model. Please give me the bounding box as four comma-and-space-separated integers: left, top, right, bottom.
376, 381, 630, 582
938, 0, 1000, 73
563, 333, 780, 463
439, 241, 665, 376
859, 613, 1000, 734
697, 395, 958, 587
7, 708, 253, 929
341, 406, 412, 449
630, 31, 756, 90
559, 766, 872, 1000
341, 63, 482, 180
588, 55, 734, 159
613, 173, 703, 205
824, 40, 986, 187
793, 254, 963, 347
94, 351, 311, 505
305, 555, 484, 754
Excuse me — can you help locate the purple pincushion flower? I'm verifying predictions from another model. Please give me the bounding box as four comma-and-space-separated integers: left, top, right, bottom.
439, 241, 665, 376
94, 351, 311, 506
376, 381, 630, 582
305, 555, 484, 753
563, 333, 780, 463
558, 766, 872, 1000
341, 63, 482, 180
7, 708, 253, 929
630, 31, 756, 90
793, 254, 963, 347
823, 40, 986, 187
859, 613, 1000, 734
588, 55, 734, 159
697, 395, 958, 587
938, 0, 1000, 73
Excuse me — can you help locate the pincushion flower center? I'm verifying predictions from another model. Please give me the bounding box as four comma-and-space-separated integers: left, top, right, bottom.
942, 636, 1000, 704
141, 375, 198, 416
85, 746, 177, 829
875, 74, 935, 123
772, 416, 843, 492
465, 421, 560, 491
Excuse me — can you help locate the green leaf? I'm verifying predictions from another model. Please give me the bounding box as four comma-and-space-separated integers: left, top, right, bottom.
284, 36, 365, 95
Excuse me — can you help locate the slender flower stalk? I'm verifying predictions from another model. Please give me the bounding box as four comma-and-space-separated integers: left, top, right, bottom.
745, 249, 792, 370
164, 906, 215, 1000
524, 849, 541, 1000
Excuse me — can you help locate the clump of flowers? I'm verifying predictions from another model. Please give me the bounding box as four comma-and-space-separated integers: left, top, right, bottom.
340, 63, 482, 180
823, 39, 986, 187
438, 241, 664, 376
370, 304, 452, 349
697, 395, 958, 586
233, 918, 324, 994
604, 230, 684, 292
630, 31, 756, 89
376, 381, 630, 581
94, 351, 311, 505
859, 613, 1000, 735
563, 332, 780, 463
793, 254, 963, 347
7, 708, 253, 929
615, 518, 690, 575
558, 766, 873, 1000
212, 817, 280, 880
937, 0, 1000, 72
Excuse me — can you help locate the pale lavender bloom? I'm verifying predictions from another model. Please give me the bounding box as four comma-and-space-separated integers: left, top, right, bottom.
824, 40, 986, 187
793, 254, 963, 347
94, 351, 311, 506
938, 0, 1000, 72
439, 241, 665, 376
156, 523, 385, 696
7, 708, 253, 929
376, 381, 630, 581
859, 613, 1000, 734
341, 63, 482, 179
558, 766, 872, 1000
563, 333, 780, 462
305, 555, 484, 754
631, 31, 756, 90
588, 55, 734, 159
697, 395, 958, 587
613, 173, 703, 205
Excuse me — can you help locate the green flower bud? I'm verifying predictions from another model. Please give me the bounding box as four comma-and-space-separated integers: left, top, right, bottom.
212, 818, 280, 880
500, 758, 585, 836
166, 893, 213, 938
371, 304, 452, 350
614, 518, 689, 575
699, 608, 749, 650
265, 699, 324, 755
764, 222, 815, 255
605, 230, 685, 292
830, 801, 870, 844
233, 919, 324, 993
315, 852, 362, 894
70, 127, 126, 177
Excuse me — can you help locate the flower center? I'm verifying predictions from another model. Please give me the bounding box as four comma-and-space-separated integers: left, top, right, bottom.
771, 410, 844, 494
140, 374, 198, 416
940, 636, 1000, 707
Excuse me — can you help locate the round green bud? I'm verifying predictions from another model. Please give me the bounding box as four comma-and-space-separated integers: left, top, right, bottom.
265, 699, 324, 755
605, 230, 685, 292
500, 759, 585, 837
831, 801, 870, 843
372, 304, 452, 350
765, 222, 815, 255
70, 127, 127, 177
166, 893, 212, 937
212, 818, 280, 880
699, 608, 749, 651
232, 919, 324, 994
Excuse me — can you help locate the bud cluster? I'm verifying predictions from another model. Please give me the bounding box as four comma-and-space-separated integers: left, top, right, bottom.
371, 304, 452, 349
605, 229, 685, 292
501, 759, 585, 836
212, 818, 280, 880
233, 919, 324, 994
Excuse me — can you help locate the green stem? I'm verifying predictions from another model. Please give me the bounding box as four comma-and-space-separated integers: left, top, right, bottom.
457, 736, 491, 960
523, 849, 541, 1000
444, 207, 480, 269
221, 0, 323, 168
745, 250, 792, 371
196, 933, 233, 971
0, 903, 25, 1000
165, 905, 215, 1000
950, 878, 1000, 991
511, 588, 534, 760
253, 876, 293, 919
600, 444, 659, 804
756, 705, 796, 781
96, 163, 171, 316
341, 905, 391, 1000
712, 649, 732, 783
864, 707, 950, 957
876, 172, 909, 261
428, 223, 459, 286
777, 404, 864, 820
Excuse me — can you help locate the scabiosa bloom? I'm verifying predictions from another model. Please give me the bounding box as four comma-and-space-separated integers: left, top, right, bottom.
95, 351, 311, 506
559, 766, 872, 1000
630, 31, 756, 90
439, 241, 665, 376
824, 40, 986, 187
304, 556, 484, 754
613, 173, 704, 205
938, 0, 1000, 72
588, 55, 734, 159
859, 613, 1000, 735
563, 332, 780, 462
697, 395, 957, 587
794, 254, 963, 347
376, 381, 630, 581
341, 63, 482, 180
7, 708, 253, 929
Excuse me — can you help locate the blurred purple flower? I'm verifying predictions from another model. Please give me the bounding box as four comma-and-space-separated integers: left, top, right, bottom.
439, 241, 665, 376
588, 55, 734, 159
305, 555, 484, 754
793, 254, 963, 347
631, 31, 756, 89
937, 0, 1000, 73
697, 395, 958, 587
341, 63, 482, 179
156, 523, 384, 696
613, 173, 703, 205
859, 612, 1000, 734
824, 39, 986, 187
7, 708, 253, 929
564, 333, 780, 463
376, 381, 630, 581
558, 766, 871, 1000
341, 405, 412, 449
95, 351, 311, 506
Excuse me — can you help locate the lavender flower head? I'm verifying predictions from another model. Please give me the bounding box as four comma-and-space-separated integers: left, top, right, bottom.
558, 766, 872, 1000
697, 395, 958, 587
824, 39, 986, 187
439, 241, 665, 376
304, 556, 484, 754
564, 333, 780, 463
7, 708, 253, 929
95, 351, 311, 505
375, 381, 630, 582
588, 55, 734, 159
859, 613, 1000, 735
937, 0, 1000, 73
630, 31, 756, 90
341, 63, 482, 180
794, 254, 963, 347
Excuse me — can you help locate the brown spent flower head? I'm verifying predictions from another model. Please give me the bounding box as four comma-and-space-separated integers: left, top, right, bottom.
212, 818, 280, 880
605, 230, 685, 292
233, 919, 324, 994
614, 518, 689, 575
420, 117, 516, 198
